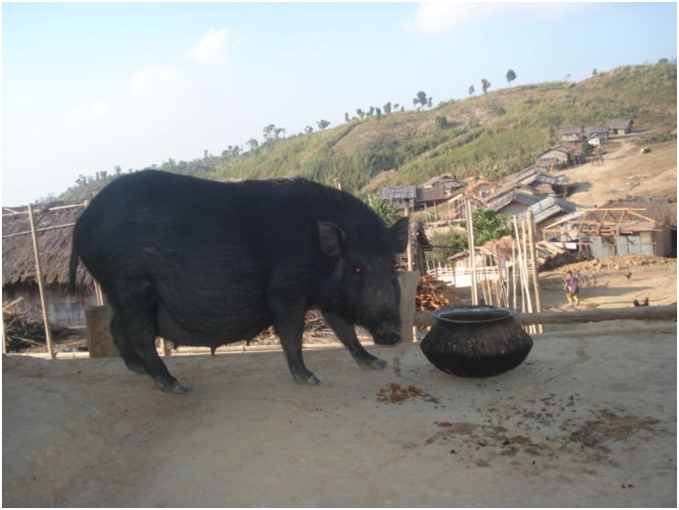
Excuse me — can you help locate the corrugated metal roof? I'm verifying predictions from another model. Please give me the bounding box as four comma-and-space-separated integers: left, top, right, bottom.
521, 196, 577, 224
486, 191, 539, 212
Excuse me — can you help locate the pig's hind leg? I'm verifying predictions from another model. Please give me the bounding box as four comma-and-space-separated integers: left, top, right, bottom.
109, 283, 190, 394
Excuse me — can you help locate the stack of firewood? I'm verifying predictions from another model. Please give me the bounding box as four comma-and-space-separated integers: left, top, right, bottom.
416, 274, 462, 312
2, 301, 68, 351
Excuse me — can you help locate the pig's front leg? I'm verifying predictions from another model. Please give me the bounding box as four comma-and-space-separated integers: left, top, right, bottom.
322, 311, 387, 370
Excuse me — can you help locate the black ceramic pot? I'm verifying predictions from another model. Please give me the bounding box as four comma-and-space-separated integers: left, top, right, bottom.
420, 306, 533, 378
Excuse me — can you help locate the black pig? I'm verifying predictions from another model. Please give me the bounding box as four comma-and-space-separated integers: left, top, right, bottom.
70, 170, 408, 393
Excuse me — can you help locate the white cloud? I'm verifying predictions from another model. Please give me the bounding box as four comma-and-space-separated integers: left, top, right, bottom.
130, 66, 181, 95
187, 28, 231, 66
67, 101, 109, 122
409, 2, 593, 34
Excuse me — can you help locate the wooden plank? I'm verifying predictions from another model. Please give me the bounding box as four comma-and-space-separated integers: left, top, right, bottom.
414, 305, 677, 328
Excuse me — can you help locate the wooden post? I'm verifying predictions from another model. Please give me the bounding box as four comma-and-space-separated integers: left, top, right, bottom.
85, 306, 119, 358
398, 271, 420, 343
27, 204, 54, 359
526, 210, 544, 333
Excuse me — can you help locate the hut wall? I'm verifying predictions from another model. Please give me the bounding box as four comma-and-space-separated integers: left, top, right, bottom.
3, 283, 97, 326
591, 231, 661, 258
591, 236, 617, 258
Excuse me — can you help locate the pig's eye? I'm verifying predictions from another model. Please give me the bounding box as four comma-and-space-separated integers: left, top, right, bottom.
353, 265, 363, 275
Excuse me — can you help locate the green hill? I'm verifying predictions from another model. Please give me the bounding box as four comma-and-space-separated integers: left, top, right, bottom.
56, 61, 677, 202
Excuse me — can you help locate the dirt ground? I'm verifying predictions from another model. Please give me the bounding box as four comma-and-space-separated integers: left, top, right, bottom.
3, 255, 676, 507
552, 134, 677, 205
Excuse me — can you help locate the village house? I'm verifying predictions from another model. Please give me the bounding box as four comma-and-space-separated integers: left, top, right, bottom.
381, 174, 466, 211
535, 145, 585, 169
541, 206, 673, 259
607, 119, 635, 136
517, 195, 578, 237
483, 189, 540, 216
559, 126, 585, 143
381, 185, 417, 210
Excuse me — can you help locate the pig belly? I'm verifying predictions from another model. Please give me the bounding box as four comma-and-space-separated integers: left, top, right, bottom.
155, 301, 272, 348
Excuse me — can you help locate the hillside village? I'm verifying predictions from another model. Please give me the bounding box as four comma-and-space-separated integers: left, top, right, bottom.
381, 118, 676, 275
2, 63, 677, 335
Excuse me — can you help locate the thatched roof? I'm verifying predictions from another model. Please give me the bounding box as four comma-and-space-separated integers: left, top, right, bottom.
2, 202, 92, 288
601, 196, 677, 228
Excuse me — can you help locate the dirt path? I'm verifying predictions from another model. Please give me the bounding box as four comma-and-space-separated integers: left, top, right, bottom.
3, 256, 676, 507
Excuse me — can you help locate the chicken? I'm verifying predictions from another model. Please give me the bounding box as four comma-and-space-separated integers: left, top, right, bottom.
633, 297, 649, 307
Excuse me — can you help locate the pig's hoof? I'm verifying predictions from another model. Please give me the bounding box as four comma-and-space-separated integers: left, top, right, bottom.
157, 378, 191, 394
294, 373, 321, 385
357, 357, 387, 370
170, 381, 191, 394
372, 358, 387, 369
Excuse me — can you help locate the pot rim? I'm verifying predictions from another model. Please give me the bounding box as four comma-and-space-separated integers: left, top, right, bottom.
432, 306, 517, 324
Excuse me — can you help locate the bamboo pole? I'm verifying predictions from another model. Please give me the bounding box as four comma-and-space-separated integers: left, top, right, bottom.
93, 280, 105, 307
404, 203, 413, 272
1, 309, 6, 354
526, 210, 544, 333
511, 242, 517, 309
27, 204, 55, 359
466, 200, 478, 305
512, 218, 527, 313
522, 219, 536, 334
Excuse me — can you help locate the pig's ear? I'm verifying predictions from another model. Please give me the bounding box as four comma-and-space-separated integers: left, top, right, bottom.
318, 221, 347, 257
390, 217, 410, 253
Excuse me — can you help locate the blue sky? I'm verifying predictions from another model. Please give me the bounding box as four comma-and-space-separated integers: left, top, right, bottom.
3, 2, 677, 206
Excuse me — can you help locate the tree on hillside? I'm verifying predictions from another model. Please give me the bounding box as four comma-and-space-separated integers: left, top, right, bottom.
481, 79, 491, 95
506, 69, 517, 87
383, 102, 392, 115
356, 108, 365, 120
246, 138, 259, 151
468, 85, 475, 97
263, 124, 276, 141
317, 119, 331, 130
414, 90, 430, 110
